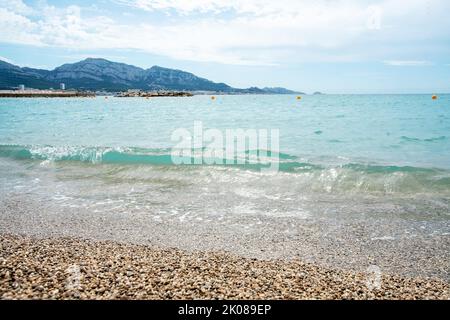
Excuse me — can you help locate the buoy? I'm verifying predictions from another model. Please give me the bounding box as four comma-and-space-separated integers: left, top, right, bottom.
296, 96, 302, 100
432, 95, 438, 100
211, 96, 216, 100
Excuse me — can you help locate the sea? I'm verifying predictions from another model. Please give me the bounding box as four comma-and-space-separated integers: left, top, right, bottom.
0, 94, 449, 278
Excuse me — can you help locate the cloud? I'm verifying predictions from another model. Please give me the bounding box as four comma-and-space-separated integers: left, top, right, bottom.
0, 0, 33, 15
0, 0, 450, 66
383, 60, 433, 66
0, 8, 41, 45
114, 0, 306, 15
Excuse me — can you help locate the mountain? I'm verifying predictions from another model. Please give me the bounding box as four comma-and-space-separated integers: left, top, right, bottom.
0, 58, 298, 93
262, 87, 304, 94
0, 60, 55, 89
46, 58, 145, 90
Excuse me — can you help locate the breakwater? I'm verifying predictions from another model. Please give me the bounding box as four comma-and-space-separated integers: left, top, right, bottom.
0, 90, 95, 98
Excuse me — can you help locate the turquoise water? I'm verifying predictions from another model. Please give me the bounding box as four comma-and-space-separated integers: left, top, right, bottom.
0, 94, 449, 219
0, 94, 449, 168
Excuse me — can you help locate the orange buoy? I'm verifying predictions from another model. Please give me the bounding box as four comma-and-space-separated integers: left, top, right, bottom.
432, 95, 438, 100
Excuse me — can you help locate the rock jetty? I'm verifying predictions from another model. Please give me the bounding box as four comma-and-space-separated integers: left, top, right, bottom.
116, 90, 193, 98
0, 90, 95, 98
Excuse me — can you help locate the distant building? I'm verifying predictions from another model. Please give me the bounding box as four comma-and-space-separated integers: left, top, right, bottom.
60, 83, 66, 90
18, 84, 25, 91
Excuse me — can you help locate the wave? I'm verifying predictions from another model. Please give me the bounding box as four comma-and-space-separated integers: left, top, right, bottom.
1, 144, 449, 194
0, 144, 302, 169
0, 144, 446, 172
401, 135, 448, 143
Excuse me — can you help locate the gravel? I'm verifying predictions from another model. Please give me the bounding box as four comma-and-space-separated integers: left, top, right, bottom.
1, 234, 448, 300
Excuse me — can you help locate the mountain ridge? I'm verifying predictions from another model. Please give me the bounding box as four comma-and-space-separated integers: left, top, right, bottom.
0, 58, 302, 94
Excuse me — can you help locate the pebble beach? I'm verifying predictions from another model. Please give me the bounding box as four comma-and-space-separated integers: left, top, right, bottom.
0, 94, 449, 300
1, 234, 448, 300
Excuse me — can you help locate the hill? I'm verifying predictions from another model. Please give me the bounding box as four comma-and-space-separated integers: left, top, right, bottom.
0, 58, 300, 94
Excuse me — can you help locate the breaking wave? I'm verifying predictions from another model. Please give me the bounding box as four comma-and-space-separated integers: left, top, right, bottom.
1, 144, 450, 194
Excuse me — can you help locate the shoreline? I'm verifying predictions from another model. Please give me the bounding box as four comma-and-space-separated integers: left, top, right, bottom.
0, 192, 448, 283
0, 234, 448, 300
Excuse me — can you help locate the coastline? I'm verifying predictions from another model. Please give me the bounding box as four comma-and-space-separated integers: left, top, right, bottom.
1, 234, 448, 300
0, 193, 448, 283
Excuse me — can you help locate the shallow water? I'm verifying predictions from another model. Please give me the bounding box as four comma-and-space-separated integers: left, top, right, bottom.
0, 94, 449, 209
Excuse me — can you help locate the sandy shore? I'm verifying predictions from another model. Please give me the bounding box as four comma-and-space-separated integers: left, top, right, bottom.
0, 234, 448, 300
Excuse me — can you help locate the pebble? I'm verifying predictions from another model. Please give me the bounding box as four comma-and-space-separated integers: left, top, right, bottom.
0, 234, 448, 300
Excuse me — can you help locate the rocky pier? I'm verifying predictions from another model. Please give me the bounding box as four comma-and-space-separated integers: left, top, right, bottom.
116, 90, 193, 98
0, 90, 95, 98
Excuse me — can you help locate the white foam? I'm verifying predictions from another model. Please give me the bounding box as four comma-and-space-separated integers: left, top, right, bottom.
371, 236, 396, 241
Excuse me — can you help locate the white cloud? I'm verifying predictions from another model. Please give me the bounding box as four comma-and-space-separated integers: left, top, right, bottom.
0, 0, 33, 15
114, 0, 293, 15
383, 60, 433, 66
0, 8, 41, 45
0, 0, 449, 66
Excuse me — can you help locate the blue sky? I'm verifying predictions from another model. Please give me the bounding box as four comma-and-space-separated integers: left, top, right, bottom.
0, 0, 449, 93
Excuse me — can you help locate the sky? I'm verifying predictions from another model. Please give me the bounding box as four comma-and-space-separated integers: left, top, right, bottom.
0, 0, 449, 93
